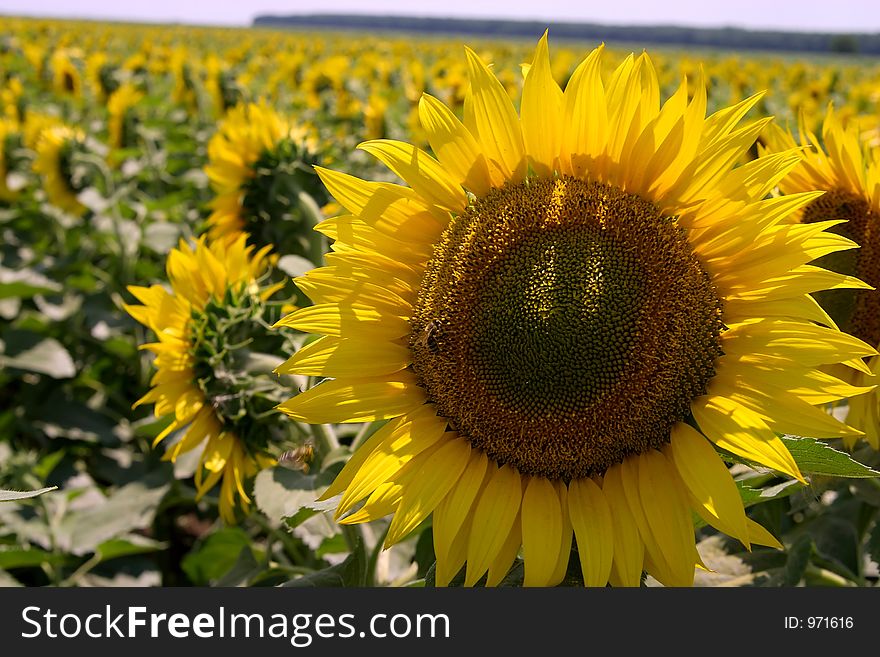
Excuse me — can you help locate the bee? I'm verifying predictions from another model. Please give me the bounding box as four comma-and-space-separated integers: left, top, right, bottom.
413, 320, 442, 354
278, 443, 315, 473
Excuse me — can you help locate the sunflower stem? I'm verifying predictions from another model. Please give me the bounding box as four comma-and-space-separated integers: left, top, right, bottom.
804, 564, 857, 587
309, 422, 339, 462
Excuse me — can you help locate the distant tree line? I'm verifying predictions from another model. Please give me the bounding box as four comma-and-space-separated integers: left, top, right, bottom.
252, 14, 880, 55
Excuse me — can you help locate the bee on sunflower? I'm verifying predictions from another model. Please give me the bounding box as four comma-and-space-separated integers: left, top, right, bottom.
762, 105, 880, 450
126, 235, 299, 523
204, 102, 328, 256
276, 35, 876, 587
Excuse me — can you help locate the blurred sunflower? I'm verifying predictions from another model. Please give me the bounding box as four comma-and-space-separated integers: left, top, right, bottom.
33, 124, 87, 216
0, 118, 20, 202
204, 102, 327, 253
126, 235, 287, 523
49, 49, 82, 98
763, 106, 880, 449
107, 82, 143, 150
277, 35, 877, 588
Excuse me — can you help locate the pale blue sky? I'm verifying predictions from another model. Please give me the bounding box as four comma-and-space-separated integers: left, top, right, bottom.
1, 0, 879, 32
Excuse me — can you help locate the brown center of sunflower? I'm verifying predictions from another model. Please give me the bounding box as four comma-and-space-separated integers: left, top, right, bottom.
409, 176, 724, 481
802, 189, 880, 349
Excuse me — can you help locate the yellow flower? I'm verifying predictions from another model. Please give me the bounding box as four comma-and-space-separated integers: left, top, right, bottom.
107, 83, 143, 149
204, 102, 322, 248
50, 49, 82, 98
33, 124, 87, 216
126, 236, 282, 523
763, 106, 880, 449
277, 35, 876, 587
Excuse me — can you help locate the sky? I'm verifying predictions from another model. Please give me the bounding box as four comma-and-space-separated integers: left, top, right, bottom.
1, 0, 879, 33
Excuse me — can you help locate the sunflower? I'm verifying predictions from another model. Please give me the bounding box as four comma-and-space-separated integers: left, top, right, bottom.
277, 35, 876, 587
126, 235, 284, 523
50, 49, 82, 98
204, 102, 326, 251
0, 118, 20, 202
107, 82, 143, 150
33, 124, 87, 216
763, 106, 880, 449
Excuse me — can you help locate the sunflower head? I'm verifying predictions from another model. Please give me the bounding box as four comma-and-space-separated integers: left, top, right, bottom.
106, 82, 143, 150
763, 106, 880, 449
205, 102, 328, 254
32, 123, 90, 217
126, 235, 300, 523
50, 49, 82, 97
277, 35, 876, 587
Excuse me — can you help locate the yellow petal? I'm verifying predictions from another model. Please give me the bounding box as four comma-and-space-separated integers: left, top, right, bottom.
521, 477, 564, 587
463, 46, 526, 184
358, 139, 467, 212
418, 93, 491, 196
433, 451, 489, 586
314, 167, 446, 240
691, 395, 804, 483
385, 436, 472, 547
521, 31, 563, 178
277, 372, 426, 424
602, 464, 644, 587
273, 303, 411, 340
568, 477, 614, 587
637, 450, 697, 587
668, 422, 749, 548
336, 404, 447, 515
560, 45, 607, 178
747, 518, 783, 549
486, 511, 523, 586
276, 335, 412, 378
465, 465, 523, 586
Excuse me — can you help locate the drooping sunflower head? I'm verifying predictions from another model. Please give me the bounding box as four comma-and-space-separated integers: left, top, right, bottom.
49, 49, 82, 98
126, 235, 295, 523
205, 102, 328, 254
278, 35, 876, 587
32, 123, 89, 217
763, 106, 880, 449
107, 82, 143, 150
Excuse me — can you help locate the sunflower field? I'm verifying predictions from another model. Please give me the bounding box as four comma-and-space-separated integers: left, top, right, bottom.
2, 16, 880, 590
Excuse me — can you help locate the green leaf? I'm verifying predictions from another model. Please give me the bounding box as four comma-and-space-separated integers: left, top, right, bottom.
0, 267, 61, 300
282, 548, 365, 587
736, 479, 803, 508
0, 486, 57, 502
866, 520, 880, 567
0, 546, 66, 569
182, 527, 252, 586
781, 436, 880, 478
96, 535, 167, 562
0, 338, 76, 378
784, 535, 814, 586
56, 475, 170, 555
253, 465, 337, 525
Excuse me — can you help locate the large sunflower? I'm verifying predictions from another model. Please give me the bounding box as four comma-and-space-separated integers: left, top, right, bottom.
126, 235, 282, 523
204, 102, 324, 250
762, 106, 880, 449
277, 36, 876, 587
